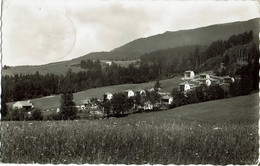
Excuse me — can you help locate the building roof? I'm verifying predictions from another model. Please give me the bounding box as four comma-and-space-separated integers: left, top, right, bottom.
185, 70, 194, 73
223, 76, 232, 79
179, 82, 189, 85
81, 99, 91, 104
14, 101, 33, 107
162, 96, 173, 100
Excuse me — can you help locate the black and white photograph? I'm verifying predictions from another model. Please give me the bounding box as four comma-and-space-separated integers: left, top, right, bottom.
1, 0, 259, 164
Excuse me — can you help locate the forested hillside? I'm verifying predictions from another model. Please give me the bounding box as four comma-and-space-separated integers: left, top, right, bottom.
2, 30, 259, 103
113, 18, 259, 54
140, 31, 257, 76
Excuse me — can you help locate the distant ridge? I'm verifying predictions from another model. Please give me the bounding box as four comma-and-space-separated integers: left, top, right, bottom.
112, 18, 259, 54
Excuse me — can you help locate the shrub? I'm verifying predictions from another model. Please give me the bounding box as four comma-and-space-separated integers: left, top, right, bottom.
9, 108, 26, 121
31, 109, 43, 120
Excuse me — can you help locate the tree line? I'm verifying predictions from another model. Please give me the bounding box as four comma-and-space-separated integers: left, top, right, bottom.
140, 31, 255, 76
2, 62, 160, 103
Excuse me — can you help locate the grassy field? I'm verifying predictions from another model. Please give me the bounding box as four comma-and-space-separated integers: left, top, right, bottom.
1, 94, 258, 164
2, 60, 138, 76
7, 76, 182, 110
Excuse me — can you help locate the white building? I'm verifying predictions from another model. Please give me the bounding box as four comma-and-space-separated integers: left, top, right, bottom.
136, 89, 146, 96
184, 70, 195, 79
56, 108, 60, 113
161, 96, 173, 105
179, 82, 191, 92
104, 92, 113, 100
199, 79, 212, 87
200, 74, 210, 79
124, 89, 135, 98
12, 101, 33, 109
106, 61, 112, 66
223, 76, 235, 84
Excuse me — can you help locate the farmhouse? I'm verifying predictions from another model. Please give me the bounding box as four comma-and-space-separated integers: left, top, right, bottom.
200, 73, 210, 79
161, 96, 173, 105
106, 61, 112, 66
199, 79, 212, 87
136, 89, 146, 96
80, 99, 91, 109
179, 82, 191, 92
184, 70, 195, 79
223, 76, 235, 84
158, 91, 170, 96
12, 101, 33, 109
56, 108, 60, 113
124, 89, 135, 98
104, 92, 113, 100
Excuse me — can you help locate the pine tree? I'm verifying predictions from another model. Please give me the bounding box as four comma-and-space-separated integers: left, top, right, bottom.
1, 96, 8, 117
60, 91, 77, 120
154, 80, 161, 91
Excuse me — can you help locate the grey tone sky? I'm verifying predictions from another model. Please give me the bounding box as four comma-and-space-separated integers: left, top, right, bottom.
2, 0, 259, 66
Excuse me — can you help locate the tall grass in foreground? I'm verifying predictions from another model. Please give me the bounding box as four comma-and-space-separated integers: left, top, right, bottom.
1, 120, 258, 164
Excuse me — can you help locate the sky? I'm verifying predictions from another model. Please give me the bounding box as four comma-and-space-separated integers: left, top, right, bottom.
2, 0, 260, 66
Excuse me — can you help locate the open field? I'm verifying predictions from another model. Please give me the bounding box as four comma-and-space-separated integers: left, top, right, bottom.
100, 60, 138, 67
7, 76, 182, 110
2, 94, 258, 164
126, 93, 259, 125
2, 60, 138, 76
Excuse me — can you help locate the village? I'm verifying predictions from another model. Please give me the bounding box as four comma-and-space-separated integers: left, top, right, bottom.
11, 70, 236, 119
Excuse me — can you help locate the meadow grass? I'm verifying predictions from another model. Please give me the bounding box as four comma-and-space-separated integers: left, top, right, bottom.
2, 94, 258, 164
1, 119, 258, 164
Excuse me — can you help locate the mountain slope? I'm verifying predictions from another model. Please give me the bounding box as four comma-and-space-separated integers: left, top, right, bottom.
2, 18, 259, 76
113, 18, 259, 54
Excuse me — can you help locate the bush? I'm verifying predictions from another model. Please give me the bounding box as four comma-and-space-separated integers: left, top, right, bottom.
31, 109, 43, 120
9, 108, 27, 121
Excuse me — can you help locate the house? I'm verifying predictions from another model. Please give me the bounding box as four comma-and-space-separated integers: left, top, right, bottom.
124, 89, 135, 98
161, 96, 173, 105
199, 79, 211, 87
56, 108, 60, 113
104, 92, 113, 100
184, 70, 195, 79
12, 101, 33, 109
158, 91, 170, 96
223, 76, 235, 84
179, 82, 191, 92
106, 61, 112, 66
79, 99, 91, 109
136, 89, 146, 96
199, 74, 210, 79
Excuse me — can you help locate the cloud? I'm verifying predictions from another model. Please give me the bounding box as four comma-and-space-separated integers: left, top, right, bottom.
2, 0, 76, 65
2, 0, 259, 66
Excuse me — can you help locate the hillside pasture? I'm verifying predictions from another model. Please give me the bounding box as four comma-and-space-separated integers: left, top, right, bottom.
125, 93, 259, 125
7, 76, 182, 110
1, 94, 258, 164
2, 60, 139, 76
100, 60, 138, 68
